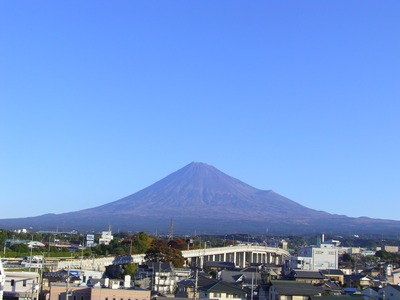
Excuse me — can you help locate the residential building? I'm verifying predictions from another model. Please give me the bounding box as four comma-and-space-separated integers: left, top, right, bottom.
383, 245, 399, 253
218, 268, 262, 299
320, 269, 345, 285
379, 284, 400, 300
3, 271, 40, 300
283, 270, 325, 284
218, 269, 262, 287
175, 275, 216, 298
198, 280, 247, 300
48, 283, 150, 300
139, 262, 191, 296
43, 269, 104, 288
387, 267, 400, 285
360, 287, 379, 300
268, 280, 325, 300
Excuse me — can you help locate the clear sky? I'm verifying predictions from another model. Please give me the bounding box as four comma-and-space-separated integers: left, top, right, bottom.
1, 1, 399, 221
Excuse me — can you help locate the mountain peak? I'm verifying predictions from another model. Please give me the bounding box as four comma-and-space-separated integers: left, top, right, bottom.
2, 162, 400, 236
183, 161, 218, 171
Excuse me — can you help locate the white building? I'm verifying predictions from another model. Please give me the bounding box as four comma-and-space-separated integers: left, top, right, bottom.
99, 228, 113, 245
3, 271, 40, 300
286, 237, 338, 272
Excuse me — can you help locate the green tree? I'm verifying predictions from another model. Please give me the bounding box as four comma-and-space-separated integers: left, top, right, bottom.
123, 263, 138, 276
340, 253, 354, 267
375, 250, 389, 260
10, 243, 29, 253
114, 247, 126, 256
132, 232, 151, 254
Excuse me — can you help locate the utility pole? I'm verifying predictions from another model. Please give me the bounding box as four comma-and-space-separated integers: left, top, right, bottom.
66, 264, 72, 300
28, 237, 33, 272
168, 218, 174, 241
194, 267, 198, 300
0, 258, 6, 300
251, 272, 254, 300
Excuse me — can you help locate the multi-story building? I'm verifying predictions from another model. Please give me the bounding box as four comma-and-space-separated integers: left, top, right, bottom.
48, 282, 150, 300
135, 262, 191, 296
285, 236, 338, 272
3, 271, 41, 300
383, 246, 399, 253
99, 228, 114, 245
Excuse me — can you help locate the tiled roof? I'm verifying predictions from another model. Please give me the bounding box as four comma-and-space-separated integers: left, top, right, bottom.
220, 270, 262, 283
199, 280, 246, 295
320, 269, 344, 276
204, 261, 235, 269
285, 270, 324, 279
384, 284, 400, 292
270, 280, 325, 296
310, 296, 359, 299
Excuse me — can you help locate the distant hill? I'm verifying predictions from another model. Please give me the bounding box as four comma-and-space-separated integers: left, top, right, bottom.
1, 162, 399, 236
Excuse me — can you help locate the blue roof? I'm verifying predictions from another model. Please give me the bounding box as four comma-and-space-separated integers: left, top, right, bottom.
343, 287, 359, 293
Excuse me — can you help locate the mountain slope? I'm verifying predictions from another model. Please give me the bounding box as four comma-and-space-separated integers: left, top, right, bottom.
78, 162, 329, 220
0, 162, 399, 236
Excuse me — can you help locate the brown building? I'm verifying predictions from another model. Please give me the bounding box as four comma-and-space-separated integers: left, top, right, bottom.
48, 284, 150, 300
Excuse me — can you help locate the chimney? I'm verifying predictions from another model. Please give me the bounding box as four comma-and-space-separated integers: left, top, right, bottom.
124, 275, 131, 288
104, 278, 109, 288
322, 234, 325, 243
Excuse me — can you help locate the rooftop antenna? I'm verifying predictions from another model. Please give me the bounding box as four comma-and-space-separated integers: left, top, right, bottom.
168, 218, 174, 241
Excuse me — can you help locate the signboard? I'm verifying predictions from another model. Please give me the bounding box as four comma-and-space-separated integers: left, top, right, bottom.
24, 263, 43, 268
86, 234, 95, 246
69, 270, 79, 277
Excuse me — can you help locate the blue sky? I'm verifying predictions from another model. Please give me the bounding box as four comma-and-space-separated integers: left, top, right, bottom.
1, 1, 399, 222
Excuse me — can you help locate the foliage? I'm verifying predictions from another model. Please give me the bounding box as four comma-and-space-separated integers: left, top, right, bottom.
132, 232, 152, 254
123, 263, 138, 276
168, 238, 188, 250
9, 243, 30, 253
341, 253, 353, 263
145, 238, 185, 267
374, 250, 400, 262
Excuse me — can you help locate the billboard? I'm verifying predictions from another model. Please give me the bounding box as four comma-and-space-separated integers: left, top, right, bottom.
86, 234, 95, 246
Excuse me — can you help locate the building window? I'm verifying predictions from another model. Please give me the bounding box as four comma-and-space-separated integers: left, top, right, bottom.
11, 280, 15, 286
23, 280, 27, 287
213, 293, 221, 298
